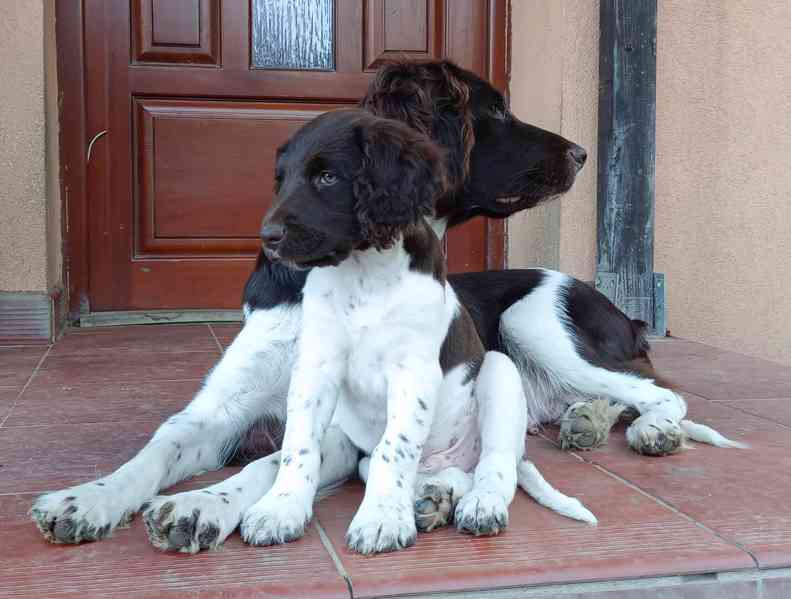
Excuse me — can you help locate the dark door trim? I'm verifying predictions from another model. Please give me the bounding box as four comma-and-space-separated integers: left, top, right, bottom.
56, 0, 89, 321
596, 0, 666, 335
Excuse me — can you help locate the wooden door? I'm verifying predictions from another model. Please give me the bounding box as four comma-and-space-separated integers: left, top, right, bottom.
78, 0, 506, 313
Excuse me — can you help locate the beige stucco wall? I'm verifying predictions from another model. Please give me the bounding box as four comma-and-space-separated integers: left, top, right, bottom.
507, 0, 599, 281
655, 0, 791, 365
0, 1, 60, 293
510, 0, 791, 365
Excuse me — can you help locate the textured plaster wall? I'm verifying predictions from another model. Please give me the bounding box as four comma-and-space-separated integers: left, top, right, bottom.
509, 1, 791, 365
0, 1, 58, 293
507, 0, 599, 281
655, 0, 791, 364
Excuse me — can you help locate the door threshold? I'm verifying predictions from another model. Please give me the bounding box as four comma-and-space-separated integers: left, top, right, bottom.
79, 310, 243, 328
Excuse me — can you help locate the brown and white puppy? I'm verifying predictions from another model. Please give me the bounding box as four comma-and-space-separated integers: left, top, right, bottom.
245, 108, 594, 554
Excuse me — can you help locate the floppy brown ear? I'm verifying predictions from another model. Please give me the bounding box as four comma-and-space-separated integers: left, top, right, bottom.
361, 60, 473, 188
352, 118, 447, 250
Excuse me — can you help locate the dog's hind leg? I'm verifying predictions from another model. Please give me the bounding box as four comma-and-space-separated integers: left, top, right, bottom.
454, 351, 526, 536
413, 468, 472, 532
499, 270, 745, 456
31, 307, 300, 545
143, 425, 359, 553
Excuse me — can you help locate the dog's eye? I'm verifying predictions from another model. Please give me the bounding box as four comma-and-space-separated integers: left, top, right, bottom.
315, 171, 338, 187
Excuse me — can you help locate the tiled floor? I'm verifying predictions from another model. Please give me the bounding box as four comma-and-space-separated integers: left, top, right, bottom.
1, 325, 791, 598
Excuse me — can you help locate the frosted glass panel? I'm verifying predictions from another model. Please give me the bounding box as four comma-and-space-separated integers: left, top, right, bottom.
252, 0, 334, 70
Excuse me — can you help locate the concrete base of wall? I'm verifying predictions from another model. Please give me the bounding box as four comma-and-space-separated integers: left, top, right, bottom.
0, 289, 65, 344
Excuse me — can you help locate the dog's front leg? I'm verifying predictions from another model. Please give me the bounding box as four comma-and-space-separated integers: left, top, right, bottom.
346, 353, 441, 554
240, 341, 343, 546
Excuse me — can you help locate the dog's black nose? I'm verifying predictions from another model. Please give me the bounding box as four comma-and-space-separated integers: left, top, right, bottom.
567, 144, 587, 168
261, 223, 285, 246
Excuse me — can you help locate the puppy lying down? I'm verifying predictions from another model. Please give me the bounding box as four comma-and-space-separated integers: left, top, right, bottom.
251, 108, 595, 555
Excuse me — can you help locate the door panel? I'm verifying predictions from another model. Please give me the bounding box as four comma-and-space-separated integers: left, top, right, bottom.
364, 0, 442, 69
134, 99, 338, 256
132, 0, 221, 65
83, 0, 506, 313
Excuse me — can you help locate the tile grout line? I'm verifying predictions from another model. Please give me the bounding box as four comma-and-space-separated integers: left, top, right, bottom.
558, 441, 762, 569
713, 402, 791, 432
207, 324, 225, 354
316, 519, 355, 599
0, 345, 52, 429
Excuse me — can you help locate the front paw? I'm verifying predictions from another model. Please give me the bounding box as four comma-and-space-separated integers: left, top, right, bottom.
346, 498, 416, 554
30, 482, 135, 544
143, 489, 240, 553
626, 413, 685, 456
240, 493, 311, 546
455, 490, 508, 536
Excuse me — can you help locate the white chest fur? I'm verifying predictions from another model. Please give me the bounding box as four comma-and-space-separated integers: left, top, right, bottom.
299, 240, 472, 458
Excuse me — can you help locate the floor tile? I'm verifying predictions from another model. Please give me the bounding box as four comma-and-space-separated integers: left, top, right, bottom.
50, 325, 217, 356
34, 351, 219, 386
315, 437, 751, 599
0, 421, 160, 494
0, 387, 21, 423
575, 398, 791, 569
209, 323, 242, 348
649, 339, 791, 400
720, 399, 791, 428
0, 347, 48, 387
4, 380, 202, 427
0, 493, 349, 599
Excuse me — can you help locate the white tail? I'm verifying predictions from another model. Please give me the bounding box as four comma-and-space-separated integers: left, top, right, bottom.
680, 420, 749, 449
517, 459, 597, 525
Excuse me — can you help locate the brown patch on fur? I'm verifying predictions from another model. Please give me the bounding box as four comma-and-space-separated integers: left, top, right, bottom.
361, 60, 475, 192
403, 221, 446, 283
440, 305, 485, 378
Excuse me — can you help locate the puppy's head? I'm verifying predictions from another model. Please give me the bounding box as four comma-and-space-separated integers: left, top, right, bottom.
261, 109, 446, 269
362, 60, 587, 226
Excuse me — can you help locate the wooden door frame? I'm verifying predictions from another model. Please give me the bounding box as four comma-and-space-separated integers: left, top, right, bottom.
56, 0, 511, 323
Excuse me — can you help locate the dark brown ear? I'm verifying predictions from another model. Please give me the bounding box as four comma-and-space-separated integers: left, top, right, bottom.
360, 60, 474, 188
352, 117, 447, 250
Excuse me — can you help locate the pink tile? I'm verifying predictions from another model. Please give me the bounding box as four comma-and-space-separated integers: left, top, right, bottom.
0, 493, 349, 599
0, 347, 48, 387
34, 352, 219, 386
4, 379, 202, 427
649, 339, 791, 400
209, 323, 242, 348
575, 398, 791, 569
0, 421, 160, 494
720, 399, 791, 428
315, 438, 751, 598
50, 324, 217, 356
0, 387, 21, 423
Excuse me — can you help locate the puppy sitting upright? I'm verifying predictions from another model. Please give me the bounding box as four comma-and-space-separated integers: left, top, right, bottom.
247, 109, 593, 554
